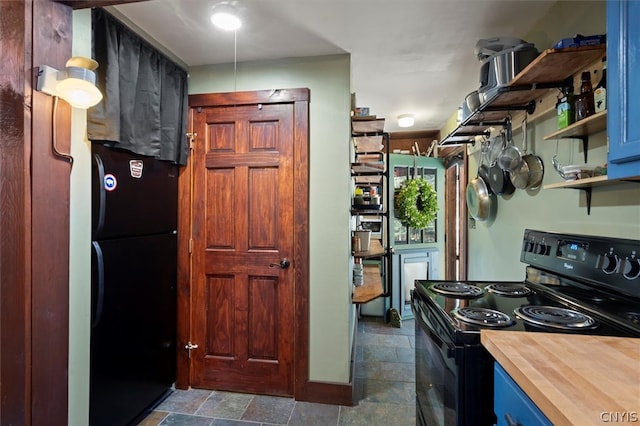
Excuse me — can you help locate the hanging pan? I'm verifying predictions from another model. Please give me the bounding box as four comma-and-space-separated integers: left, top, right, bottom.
466, 143, 495, 221
488, 162, 515, 195
519, 154, 544, 190
497, 117, 523, 172
478, 141, 493, 194
510, 118, 545, 190
510, 117, 530, 189
466, 171, 493, 222
487, 132, 505, 167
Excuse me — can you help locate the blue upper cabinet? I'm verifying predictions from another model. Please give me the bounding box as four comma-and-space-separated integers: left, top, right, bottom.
607, 0, 640, 179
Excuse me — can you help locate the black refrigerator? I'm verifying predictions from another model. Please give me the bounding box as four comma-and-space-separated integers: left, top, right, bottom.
90, 143, 178, 426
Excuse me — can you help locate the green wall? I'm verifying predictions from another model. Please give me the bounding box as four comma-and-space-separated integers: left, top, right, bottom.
466, 1, 640, 281
69, 9, 92, 426
189, 55, 354, 383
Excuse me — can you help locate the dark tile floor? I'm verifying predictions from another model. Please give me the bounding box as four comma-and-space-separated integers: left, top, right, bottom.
137, 316, 415, 426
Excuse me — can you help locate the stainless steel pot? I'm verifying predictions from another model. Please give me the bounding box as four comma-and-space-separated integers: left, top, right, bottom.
487, 133, 505, 166
465, 90, 481, 112
511, 154, 544, 190
508, 118, 539, 189
466, 174, 493, 221
497, 118, 523, 172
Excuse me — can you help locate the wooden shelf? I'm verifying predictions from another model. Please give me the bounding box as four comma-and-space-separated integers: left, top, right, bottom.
351, 162, 384, 174
353, 239, 385, 258
440, 45, 606, 145
510, 46, 606, 85
352, 264, 384, 304
351, 117, 385, 134
544, 174, 640, 190
544, 110, 607, 141
543, 174, 640, 215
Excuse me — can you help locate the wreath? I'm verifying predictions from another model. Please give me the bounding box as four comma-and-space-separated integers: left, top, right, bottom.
395, 178, 438, 229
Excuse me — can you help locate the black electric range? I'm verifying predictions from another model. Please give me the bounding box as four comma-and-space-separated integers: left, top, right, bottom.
412, 229, 640, 426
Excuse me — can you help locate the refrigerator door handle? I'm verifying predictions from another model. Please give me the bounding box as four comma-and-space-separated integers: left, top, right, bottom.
93, 153, 106, 236
91, 241, 105, 328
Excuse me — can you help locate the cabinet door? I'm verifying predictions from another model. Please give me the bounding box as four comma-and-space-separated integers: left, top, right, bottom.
494, 364, 552, 426
607, 0, 640, 178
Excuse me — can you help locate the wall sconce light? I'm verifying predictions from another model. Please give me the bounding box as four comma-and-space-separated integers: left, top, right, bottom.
398, 114, 415, 128
36, 56, 103, 109
210, 2, 242, 31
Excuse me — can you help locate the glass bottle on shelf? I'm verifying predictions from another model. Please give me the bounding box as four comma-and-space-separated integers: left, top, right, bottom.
594, 57, 607, 113
556, 85, 574, 129
575, 71, 595, 121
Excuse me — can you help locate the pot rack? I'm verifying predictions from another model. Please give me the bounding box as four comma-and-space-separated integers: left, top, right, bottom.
440, 46, 607, 146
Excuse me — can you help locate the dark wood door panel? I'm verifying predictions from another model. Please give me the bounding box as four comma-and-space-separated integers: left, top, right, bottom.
191, 99, 295, 396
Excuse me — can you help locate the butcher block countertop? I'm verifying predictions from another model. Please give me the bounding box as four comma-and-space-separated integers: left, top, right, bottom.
481, 330, 640, 426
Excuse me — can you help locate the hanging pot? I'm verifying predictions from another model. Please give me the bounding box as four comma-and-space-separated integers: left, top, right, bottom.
487, 133, 505, 166
477, 139, 494, 195
509, 118, 534, 190
488, 163, 515, 195
466, 172, 493, 221
498, 117, 523, 171
522, 153, 544, 189
510, 154, 544, 190
478, 163, 493, 195
510, 159, 530, 189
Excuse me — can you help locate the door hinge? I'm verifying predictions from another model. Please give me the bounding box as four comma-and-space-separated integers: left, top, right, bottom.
186, 132, 197, 149
185, 341, 199, 358
188, 238, 193, 254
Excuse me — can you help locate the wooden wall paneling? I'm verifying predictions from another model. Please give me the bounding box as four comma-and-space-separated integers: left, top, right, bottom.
31, 1, 73, 425
0, 1, 31, 424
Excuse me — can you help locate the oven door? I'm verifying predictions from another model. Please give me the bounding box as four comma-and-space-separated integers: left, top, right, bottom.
412, 289, 495, 426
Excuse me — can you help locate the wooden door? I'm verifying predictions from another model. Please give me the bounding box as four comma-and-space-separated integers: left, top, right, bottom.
444, 158, 467, 281
188, 92, 300, 396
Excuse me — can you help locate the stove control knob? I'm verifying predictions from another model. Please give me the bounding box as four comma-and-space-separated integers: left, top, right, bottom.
534, 243, 549, 255
525, 241, 535, 252
596, 253, 619, 274
621, 258, 640, 280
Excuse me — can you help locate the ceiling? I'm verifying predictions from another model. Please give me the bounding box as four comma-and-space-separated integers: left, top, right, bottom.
110, 0, 557, 133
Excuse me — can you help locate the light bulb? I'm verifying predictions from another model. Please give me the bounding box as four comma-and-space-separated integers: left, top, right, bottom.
398, 114, 415, 128
211, 3, 241, 31
56, 66, 102, 109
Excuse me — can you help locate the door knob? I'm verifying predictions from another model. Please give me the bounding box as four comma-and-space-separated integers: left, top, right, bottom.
269, 258, 290, 269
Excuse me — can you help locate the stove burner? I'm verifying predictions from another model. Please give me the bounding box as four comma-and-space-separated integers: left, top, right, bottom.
431, 282, 484, 298
486, 283, 534, 297
453, 307, 515, 328
514, 306, 598, 330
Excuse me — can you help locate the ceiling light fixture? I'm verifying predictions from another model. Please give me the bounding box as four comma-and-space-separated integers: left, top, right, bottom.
36, 56, 103, 109
398, 114, 415, 128
211, 2, 242, 31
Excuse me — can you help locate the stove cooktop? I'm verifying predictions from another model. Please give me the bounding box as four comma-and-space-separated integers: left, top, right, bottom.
414, 278, 640, 343
413, 230, 640, 344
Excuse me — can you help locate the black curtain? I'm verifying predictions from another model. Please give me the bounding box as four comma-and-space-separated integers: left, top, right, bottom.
88, 9, 189, 165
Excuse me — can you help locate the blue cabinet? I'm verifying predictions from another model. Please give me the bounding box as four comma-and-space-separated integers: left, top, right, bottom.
607, 0, 640, 179
494, 363, 552, 426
